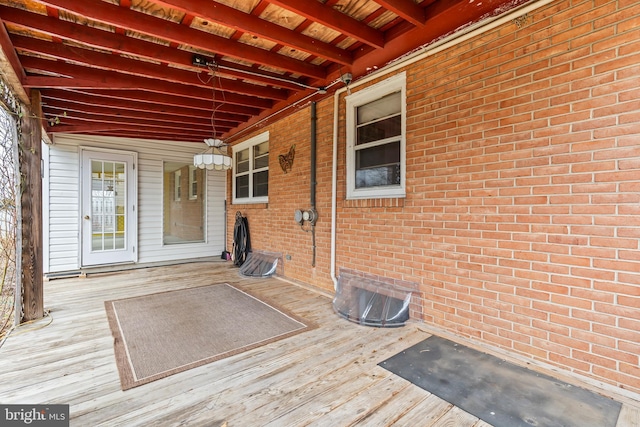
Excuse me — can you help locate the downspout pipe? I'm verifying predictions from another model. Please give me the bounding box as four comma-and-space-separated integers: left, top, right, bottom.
330, 90, 342, 290
310, 101, 317, 267
311, 102, 317, 209
329, 0, 553, 290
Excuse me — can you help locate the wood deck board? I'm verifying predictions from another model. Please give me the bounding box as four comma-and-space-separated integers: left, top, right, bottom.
392, 393, 455, 426
305, 378, 419, 426
0, 261, 636, 426
617, 404, 640, 427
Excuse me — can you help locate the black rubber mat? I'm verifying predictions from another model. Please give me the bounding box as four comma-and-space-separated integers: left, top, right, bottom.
379, 336, 621, 427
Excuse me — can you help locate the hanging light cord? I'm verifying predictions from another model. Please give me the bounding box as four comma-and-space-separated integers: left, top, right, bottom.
196, 59, 227, 145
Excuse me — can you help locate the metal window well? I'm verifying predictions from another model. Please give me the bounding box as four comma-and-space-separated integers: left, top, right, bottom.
333, 272, 411, 327
238, 251, 283, 277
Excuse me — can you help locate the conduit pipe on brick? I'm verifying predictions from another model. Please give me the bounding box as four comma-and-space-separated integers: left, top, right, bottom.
329, 0, 554, 290
310, 101, 317, 267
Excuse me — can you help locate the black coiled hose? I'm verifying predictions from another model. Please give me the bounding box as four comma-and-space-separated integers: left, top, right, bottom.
232, 211, 250, 266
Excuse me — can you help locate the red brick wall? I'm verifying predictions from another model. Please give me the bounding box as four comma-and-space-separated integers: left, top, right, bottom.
228, 0, 640, 396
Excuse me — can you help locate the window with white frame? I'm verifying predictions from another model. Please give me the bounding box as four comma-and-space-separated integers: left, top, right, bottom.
346, 72, 406, 199
233, 131, 269, 204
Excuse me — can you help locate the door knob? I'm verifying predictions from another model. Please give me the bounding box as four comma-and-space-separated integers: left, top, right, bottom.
84, 215, 90, 220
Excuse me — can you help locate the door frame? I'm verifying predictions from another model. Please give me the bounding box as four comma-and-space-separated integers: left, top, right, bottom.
79, 147, 138, 267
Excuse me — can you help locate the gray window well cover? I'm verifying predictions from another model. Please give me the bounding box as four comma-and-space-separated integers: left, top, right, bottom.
238, 251, 282, 277
332, 272, 411, 327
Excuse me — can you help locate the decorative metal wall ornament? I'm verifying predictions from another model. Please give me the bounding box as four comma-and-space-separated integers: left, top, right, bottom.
278, 144, 295, 173
512, 13, 532, 29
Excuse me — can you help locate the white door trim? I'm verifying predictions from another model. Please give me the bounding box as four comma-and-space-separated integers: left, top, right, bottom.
80, 147, 137, 267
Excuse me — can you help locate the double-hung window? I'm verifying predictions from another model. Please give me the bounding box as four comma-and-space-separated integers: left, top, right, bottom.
233, 131, 269, 204
346, 72, 406, 199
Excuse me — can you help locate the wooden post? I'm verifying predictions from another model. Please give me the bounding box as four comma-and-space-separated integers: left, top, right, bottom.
18, 90, 43, 322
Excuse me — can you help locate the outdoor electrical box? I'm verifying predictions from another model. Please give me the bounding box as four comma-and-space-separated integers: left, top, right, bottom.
294, 208, 317, 225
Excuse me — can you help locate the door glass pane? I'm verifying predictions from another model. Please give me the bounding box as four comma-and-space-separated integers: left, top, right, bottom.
91, 160, 126, 252
115, 164, 126, 250
104, 233, 114, 251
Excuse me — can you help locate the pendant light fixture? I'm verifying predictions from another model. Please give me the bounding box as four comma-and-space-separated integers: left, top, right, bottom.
193, 137, 232, 170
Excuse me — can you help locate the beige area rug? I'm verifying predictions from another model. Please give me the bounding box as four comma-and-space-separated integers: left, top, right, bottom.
105, 283, 314, 390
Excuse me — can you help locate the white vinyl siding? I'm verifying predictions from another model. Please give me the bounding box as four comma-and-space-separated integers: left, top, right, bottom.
46, 143, 81, 272
44, 134, 226, 273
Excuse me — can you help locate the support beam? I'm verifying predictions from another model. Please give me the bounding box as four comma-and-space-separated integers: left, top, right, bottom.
375, 0, 427, 27
21, 57, 274, 109
0, 18, 29, 105
32, 0, 327, 79
11, 35, 290, 101
19, 90, 44, 322
266, 0, 385, 48
0, 6, 310, 91
154, 0, 352, 66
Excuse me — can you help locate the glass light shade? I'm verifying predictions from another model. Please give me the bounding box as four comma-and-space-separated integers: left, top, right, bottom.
193, 147, 232, 170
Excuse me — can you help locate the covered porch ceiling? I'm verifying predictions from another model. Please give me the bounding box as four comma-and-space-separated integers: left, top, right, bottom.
0, 0, 528, 143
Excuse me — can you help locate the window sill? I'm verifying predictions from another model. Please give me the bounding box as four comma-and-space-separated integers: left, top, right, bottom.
231, 202, 268, 210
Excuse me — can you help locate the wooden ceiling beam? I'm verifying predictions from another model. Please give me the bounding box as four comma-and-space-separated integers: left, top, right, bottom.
12, 35, 288, 101
20, 57, 274, 109
45, 109, 228, 134
0, 19, 29, 104
83, 130, 210, 142
67, 89, 261, 117
153, 0, 352, 66
41, 89, 245, 123
0, 6, 311, 91
43, 99, 239, 129
47, 122, 212, 140
0, 19, 26, 83
375, 0, 427, 27
48, 114, 230, 133
266, 0, 385, 49
31, 0, 327, 79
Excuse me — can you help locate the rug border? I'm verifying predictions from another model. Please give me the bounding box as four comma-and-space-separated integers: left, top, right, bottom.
104, 282, 317, 391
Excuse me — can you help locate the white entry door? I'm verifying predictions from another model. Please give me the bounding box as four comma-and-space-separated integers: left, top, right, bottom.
81, 149, 137, 266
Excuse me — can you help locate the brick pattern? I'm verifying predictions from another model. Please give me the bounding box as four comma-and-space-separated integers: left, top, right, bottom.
229, 0, 640, 395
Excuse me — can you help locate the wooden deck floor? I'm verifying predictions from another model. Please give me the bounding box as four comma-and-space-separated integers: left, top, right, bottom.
0, 262, 638, 426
